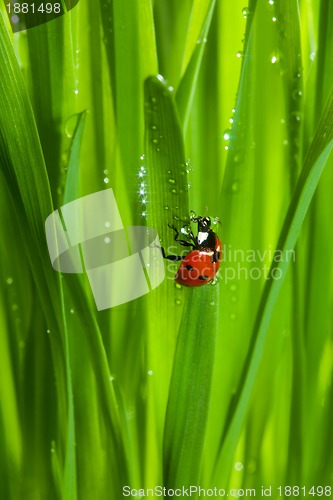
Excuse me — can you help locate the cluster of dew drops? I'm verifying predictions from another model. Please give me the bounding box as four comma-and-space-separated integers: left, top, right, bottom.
223, 0, 314, 158
136, 155, 193, 220
138, 154, 148, 219
5, 276, 25, 345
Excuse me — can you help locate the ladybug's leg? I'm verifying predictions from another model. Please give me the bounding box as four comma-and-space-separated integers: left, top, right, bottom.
151, 244, 185, 261
168, 224, 196, 248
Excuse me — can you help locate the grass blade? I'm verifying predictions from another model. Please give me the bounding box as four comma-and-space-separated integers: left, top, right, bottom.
163, 284, 219, 489
214, 87, 333, 484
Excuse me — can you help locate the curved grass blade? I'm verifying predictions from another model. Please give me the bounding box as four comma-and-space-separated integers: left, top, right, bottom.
180, 0, 215, 75
63, 110, 87, 204
176, 0, 216, 132
214, 87, 333, 485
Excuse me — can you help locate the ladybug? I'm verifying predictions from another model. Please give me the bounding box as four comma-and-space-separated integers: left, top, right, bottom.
161, 216, 222, 287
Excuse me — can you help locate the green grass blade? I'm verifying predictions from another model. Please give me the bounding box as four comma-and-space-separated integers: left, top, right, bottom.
214, 88, 333, 484
176, 0, 216, 131
163, 285, 219, 489
145, 75, 189, 233
143, 74, 190, 484
63, 110, 87, 204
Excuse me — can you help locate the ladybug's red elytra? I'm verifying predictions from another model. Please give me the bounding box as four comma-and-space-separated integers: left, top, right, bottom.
161, 216, 222, 287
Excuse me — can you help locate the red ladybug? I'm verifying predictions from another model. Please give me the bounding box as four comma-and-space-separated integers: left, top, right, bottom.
162, 216, 222, 287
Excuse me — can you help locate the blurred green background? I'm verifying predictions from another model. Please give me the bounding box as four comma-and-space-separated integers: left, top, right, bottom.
0, 0, 333, 498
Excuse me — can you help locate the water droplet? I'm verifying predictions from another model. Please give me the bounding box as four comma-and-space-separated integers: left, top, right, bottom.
180, 225, 191, 236
6, 277, 13, 285
151, 125, 157, 130
292, 89, 302, 100
270, 52, 279, 64
170, 188, 178, 194
187, 183, 192, 190
164, 205, 169, 210
156, 74, 166, 84
148, 370, 153, 376
175, 283, 182, 290
230, 312, 237, 320
210, 301, 215, 306
223, 130, 231, 141
105, 221, 111, 228
104, 237, 111, 244
242, 7, 249, 18
168, 85, 174, 92
140, 154, 145, 160
268, 0, 274, 4
46, 329, 51, 334
65, 114, 80, 138
291, 111, 302, 123
280, 117, 285, 124
103, 169, 109, 174
225, 146, 229, 150
168, 178, 176, 184
175, 299, 182, 306
235, 461, 244, 471
50, 448, 55, 454
11, 14, 20, 25
104, 177, 109, 184
231, 181, 240, 192
74, 88, 79, 95
283, 139, 288, 146
272, 16, 277, 22
70, 309, 75, 314
247, 459, 257, 474
151, 96, 157, 104
141, 212, 147, 218
229, 118, 234, 124
310, 51, 316, 61
152, 138, 159, 145
236, 50, 244, 58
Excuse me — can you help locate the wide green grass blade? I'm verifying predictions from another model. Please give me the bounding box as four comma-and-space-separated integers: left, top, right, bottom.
163, 285, 219, 489
214, 88, 333, 484
143, 74, 190, 483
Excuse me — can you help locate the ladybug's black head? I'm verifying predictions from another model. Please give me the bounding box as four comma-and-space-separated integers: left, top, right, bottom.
197, 216, 211, 232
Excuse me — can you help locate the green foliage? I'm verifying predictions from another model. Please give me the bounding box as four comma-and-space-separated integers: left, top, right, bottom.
0, 0, 333, 498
